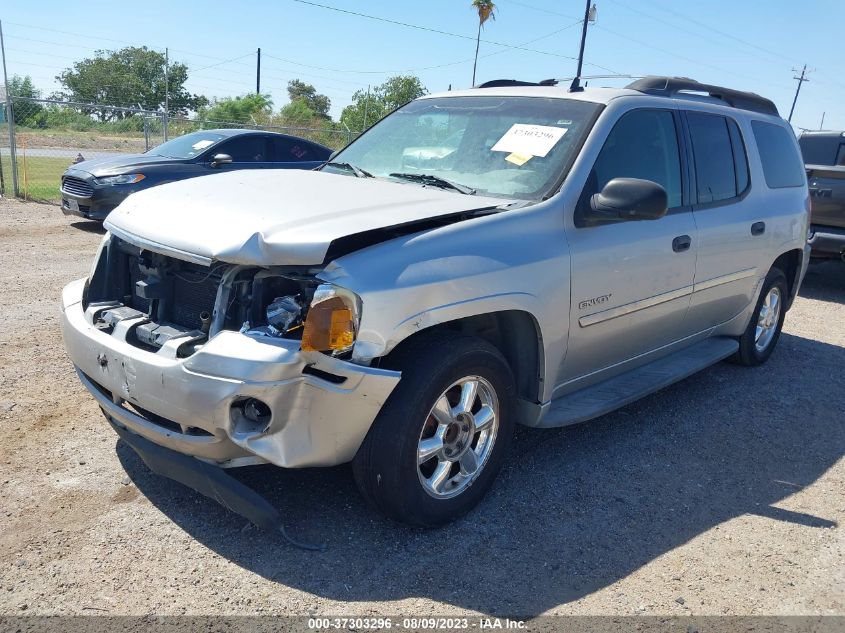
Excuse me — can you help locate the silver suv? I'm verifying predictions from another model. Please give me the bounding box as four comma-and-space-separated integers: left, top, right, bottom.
60, 76, 810, 529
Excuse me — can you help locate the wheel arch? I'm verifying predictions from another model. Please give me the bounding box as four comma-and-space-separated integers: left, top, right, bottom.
770, 247, 804, 310
378, 309, 546, 408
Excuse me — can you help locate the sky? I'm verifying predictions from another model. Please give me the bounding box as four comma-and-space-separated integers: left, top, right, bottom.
1, 0, 842, 130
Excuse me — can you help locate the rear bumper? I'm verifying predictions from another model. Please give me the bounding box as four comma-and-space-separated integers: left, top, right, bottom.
60, 278, 400, 468
808, 225, 845, 259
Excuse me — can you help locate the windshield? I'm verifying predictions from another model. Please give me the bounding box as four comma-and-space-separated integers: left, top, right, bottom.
148, 131, 226, 159
329, 96, 600, 200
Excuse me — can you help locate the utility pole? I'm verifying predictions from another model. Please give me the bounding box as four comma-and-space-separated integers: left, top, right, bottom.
570, 0, 596, 92
0, 20, 19, 197
362, 84, 371, 130
164, 47, 169, 141
788, 64, 812, 124
256, 48, 261, 95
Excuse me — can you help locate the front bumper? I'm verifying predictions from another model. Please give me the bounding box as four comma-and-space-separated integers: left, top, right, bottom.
60, 278, 400, 468
60, 171, 133, 221
808, 225, 845, 260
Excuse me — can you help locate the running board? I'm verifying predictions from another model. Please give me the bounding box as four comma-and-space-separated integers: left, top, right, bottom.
539, 337, 739, 428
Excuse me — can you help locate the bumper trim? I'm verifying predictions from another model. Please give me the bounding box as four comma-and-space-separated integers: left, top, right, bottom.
110, 419, 324, 550
808, 226, 845, 259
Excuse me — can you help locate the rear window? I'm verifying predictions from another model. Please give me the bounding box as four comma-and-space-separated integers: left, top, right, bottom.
799, 135, 839, 165
752, 121, 806, 188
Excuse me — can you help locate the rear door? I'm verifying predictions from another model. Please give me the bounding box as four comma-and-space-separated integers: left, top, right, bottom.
682, 112, 767, 332
560, 107, 698, 385
269, 137, 330, 169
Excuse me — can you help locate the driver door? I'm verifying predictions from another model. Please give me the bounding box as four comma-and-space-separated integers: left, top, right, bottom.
559, 108, 698, 387
211, 135, 272, 170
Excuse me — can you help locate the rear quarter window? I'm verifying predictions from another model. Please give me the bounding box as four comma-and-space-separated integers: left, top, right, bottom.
751, 121, 806, 188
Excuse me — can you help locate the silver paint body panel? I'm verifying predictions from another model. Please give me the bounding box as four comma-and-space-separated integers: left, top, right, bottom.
62, 86, 811, 466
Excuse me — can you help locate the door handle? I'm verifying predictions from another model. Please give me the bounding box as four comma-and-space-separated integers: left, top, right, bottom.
751, 221, 766, 236
672, 235, 692, 253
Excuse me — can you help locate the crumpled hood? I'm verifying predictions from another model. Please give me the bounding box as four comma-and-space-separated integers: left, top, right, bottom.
73, 153, 180, 176
104, 169, 505, 266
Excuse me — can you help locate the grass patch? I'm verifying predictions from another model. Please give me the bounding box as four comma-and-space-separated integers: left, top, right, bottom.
1, 155, 70, 201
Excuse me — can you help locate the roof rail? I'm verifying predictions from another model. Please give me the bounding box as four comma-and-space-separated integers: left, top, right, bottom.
625, 76, 779, 117
474, 78, 559, 88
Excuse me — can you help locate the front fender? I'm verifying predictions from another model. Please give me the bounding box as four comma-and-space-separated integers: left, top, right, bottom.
355, 291, 545, 361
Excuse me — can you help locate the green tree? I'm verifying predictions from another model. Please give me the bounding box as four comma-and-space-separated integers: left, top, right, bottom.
198, 94, 273, 124
56, 47, 207, 120
340, 75, 427, 132
471, 0, 496, 86
8, 75, 42, 125
278, 98, 316, 126
286, 79, 331, 119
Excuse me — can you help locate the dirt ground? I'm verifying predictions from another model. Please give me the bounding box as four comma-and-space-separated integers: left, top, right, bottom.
0, 197, 843, 618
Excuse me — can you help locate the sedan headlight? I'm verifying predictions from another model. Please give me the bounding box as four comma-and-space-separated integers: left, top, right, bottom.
95, 173, 145, 185
301, 284, 361, 355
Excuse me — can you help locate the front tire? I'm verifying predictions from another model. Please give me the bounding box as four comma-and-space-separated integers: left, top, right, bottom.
352, 333, 516, 527
731, 267, 788, 366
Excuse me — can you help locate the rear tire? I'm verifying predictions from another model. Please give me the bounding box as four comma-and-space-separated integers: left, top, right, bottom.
352, 332, 516, 527
731, 267, 788, 366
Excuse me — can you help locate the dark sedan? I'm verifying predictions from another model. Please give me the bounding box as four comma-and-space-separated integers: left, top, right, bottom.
60, 129, 332, 221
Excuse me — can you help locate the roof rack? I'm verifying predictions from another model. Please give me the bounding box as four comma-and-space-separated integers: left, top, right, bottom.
474, 78, 559, 88
626, 76, 779, 117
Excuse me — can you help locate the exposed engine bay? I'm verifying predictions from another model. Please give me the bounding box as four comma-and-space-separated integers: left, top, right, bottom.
84, 236, 323, 357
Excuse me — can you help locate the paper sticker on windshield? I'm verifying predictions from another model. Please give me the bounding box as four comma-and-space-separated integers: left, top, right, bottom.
505, 152, 532, 166
492, 124, 568, 158
192, 140, 215, 150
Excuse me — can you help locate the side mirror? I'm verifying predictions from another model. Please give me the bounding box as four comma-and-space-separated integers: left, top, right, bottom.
210, 153, 233, 168
589, 177, 668, 222
328, 149, 340, 162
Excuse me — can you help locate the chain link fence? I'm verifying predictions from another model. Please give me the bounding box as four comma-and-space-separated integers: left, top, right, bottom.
1, 97, 164, 201
1, 96, 353, 202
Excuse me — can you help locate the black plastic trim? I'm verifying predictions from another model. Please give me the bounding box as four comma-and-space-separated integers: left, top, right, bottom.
626, 76, 779, 117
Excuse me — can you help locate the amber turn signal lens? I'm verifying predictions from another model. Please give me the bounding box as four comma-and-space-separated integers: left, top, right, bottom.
301, 295, 355, 353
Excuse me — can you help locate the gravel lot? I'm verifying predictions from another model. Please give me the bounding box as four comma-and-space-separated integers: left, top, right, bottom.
0, 197, 843, 618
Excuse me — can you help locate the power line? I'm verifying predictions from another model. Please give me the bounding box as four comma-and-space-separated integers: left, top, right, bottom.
640, 0, 797, 65
190, 52, 256, 73
266, 18, 587, 77
503, 1, 580, 20
290, 0, 622, 73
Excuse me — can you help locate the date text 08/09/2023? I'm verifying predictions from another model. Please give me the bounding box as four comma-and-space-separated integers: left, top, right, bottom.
307, 617, 527, 630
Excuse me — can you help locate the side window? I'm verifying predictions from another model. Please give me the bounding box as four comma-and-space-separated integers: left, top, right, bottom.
580, 109, 683, 214
727, 119, 750, 195
837, 144, 845, 167
271, 137, 318, 162
687, 113, 736, 203
217, 136, 268, 162
751, 121, 806, 188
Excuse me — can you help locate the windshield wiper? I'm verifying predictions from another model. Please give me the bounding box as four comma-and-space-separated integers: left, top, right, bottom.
389, 172, 476, 195
324, 161, 373, 178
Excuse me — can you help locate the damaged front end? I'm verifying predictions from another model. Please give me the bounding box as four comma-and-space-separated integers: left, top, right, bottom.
84, 235, 326, 357
62, 233, 400, 472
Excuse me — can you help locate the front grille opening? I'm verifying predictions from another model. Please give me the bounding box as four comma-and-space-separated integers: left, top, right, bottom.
61, 176, 94, 198
83, 371, 114, 400
125, 402, 214, 437
81, 372, 213, 438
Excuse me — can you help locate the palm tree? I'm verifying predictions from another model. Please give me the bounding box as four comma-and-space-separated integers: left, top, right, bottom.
471, 0, 496, 86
